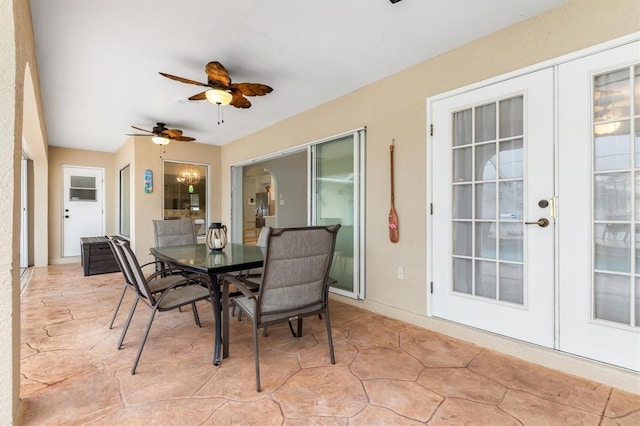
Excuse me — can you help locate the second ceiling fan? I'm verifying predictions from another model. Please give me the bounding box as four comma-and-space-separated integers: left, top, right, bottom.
160, 61, 273, 109
128, 122, 195, 145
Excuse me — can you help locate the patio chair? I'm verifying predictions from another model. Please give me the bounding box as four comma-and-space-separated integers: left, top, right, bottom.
232, 224, 340, 391
153, 218, 198, 271
115, 237, 215, 374
153, 218, 198, 245
105, 235, 185, 333
226, 227, 269, 319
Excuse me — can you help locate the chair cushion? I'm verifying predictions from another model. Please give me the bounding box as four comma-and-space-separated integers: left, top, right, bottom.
158, 284, 210, 310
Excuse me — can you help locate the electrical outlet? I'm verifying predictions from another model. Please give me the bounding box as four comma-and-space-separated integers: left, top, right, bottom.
397, 266, 404, 280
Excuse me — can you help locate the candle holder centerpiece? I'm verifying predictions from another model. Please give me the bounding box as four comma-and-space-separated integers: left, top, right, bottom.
206, 222, 227, 251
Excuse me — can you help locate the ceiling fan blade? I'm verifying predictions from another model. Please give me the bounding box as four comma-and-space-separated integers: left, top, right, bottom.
230, 92, 252, 108
131, 125, 153, 134
162, 129, 184, 138
172, 135, 195, 142
159, 72, 209, 87
231, 82, 273, 97
126, 133, 151, 137
205, 62, 231, 87
188, 91, 207, 101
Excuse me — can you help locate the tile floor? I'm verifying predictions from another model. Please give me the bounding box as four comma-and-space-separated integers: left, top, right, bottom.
19, 264, 640, 425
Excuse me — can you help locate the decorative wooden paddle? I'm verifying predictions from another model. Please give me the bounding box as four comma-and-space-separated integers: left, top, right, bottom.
389, 141, 399, 243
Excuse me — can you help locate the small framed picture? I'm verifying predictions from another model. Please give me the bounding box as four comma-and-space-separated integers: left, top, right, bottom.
247, 197, 255, 205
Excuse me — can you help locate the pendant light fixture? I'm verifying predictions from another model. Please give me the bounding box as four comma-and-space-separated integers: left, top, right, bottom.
176, 165, 201, 193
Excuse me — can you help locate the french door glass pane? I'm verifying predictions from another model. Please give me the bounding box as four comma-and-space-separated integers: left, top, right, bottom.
315, 136, 354, 293
475, 260, 496, 299
451, 95, 525, 305
476, 183, 496, 219
453, 109, 472, 147
594, 172, 631, 221
499, 263, 524, 304
499, 97, 524, 137
595, 223, 630, 272
635, 118, 640, 167
475, 103, 496, 142
592, 65, 639, 326
499, 139, 524, 178
452, 222, 472, 256
475, 143, 496, 180
475, 222, 496, 259
499, 181, 523, 220
453, 184, 472, 219
499, 223, 523, 262
453, 147, 472, 182
594, 273, 631, 324
594, 122, 631, 170
453, 258, 472, 294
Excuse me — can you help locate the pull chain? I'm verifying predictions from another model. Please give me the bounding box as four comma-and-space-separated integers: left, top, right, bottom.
217, 104, 225, 125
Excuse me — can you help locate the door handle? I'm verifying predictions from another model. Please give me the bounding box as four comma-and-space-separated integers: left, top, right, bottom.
525, 218, 549, 227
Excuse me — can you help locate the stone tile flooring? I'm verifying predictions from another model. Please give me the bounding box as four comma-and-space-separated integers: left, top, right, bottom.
19, 264, 640, 425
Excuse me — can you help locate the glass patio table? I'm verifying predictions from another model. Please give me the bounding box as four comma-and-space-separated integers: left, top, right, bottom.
149, 242, 264, 365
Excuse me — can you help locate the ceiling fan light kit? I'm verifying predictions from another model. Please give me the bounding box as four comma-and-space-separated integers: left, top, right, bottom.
151, 136, 171, 145
205, 89, 233, 106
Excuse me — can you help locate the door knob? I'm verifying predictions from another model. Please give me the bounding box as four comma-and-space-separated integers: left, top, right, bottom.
525, 218, 549, 227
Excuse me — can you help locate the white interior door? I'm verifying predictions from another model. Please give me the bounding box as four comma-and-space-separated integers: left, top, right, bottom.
430, 68, 555, 347
558, 41, 640, 371
63, 166, 104, 257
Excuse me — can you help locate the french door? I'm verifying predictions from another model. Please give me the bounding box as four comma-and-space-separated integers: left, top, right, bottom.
430, 40, 640, 371
557, 42, 639, 371
430, 68, 556, 348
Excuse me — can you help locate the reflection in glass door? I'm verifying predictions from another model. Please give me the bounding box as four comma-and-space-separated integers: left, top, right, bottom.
312, 131, 365, 298
452, 97, 525, 304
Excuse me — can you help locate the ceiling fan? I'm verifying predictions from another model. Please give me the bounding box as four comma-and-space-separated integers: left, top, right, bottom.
128, 122, 195, 145
159, 61, 273, 109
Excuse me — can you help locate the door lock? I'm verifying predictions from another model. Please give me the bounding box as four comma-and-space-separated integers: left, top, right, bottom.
538, 199, 549, 208
525, 218, 549, 227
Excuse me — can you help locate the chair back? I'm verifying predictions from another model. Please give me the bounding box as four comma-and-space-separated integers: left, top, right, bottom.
106, 235, 134, 284
115, 238, 156, 303
153, 219, 197, 247
256, 227, 269, 247
257, 225, 340, 323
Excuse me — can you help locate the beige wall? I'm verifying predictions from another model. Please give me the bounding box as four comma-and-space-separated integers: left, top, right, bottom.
48, 139, 221, 265
47, 147, 116, 263
128, 137, 221, 264
219, 0, 640, 389
2, 0, 49, 423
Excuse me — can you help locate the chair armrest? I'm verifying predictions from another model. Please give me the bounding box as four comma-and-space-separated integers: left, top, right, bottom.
146, 267, 188, 281
227, 276, 257, 299
140, 260, 164, 269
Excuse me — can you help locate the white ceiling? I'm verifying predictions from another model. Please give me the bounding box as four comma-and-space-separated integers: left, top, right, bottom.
30, 0, 566, 152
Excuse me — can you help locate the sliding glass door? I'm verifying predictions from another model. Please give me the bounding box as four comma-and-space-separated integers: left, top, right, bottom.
311, 130, 365, 298
230, 128, 365, 299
